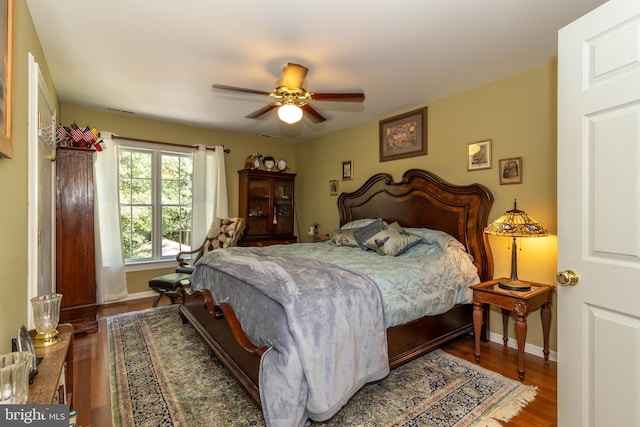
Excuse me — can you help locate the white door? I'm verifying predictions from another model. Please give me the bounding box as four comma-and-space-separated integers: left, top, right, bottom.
557, 0, 640, 425
27, 53, 56, 327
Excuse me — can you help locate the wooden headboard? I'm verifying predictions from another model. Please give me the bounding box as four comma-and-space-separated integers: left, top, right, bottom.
337, 169, 494, 282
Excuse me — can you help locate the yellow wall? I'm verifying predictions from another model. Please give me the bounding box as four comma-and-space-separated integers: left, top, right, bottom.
295, 63, 558, 351
0, 2, 558, 354
0, 1, 59, 353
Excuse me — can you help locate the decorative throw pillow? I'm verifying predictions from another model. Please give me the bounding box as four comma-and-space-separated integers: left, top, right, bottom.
353, 219, 389, 249
364, 222, 423, 256
404, 227, 460, 252
331, 228, 361, 247
204, 217, 246, 252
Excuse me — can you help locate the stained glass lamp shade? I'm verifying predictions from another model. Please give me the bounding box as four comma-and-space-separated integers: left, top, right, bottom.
484, 200, 548, 291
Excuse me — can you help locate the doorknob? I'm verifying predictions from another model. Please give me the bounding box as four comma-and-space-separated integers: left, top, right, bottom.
557, 270, 580, 286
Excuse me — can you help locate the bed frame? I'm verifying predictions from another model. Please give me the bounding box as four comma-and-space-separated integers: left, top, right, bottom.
180, 168, 494, 405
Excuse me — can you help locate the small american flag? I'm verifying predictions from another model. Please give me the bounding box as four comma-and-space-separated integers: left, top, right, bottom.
83, 127, 96, 143
70, 124, 84, 143
56, 125, 69, 143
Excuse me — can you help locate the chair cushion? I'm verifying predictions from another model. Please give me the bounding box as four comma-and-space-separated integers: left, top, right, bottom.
149, 273, 191, 291
175, 265, 195, 274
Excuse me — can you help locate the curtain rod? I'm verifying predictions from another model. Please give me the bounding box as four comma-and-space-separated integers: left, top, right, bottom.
112, 135, 230, 153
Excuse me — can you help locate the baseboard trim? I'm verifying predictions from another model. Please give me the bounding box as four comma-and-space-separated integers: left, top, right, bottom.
488, 331, 557, 362
101, 290, 158, 305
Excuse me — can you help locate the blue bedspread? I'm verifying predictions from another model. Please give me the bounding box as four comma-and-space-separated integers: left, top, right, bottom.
190, 228, 479, 426
192, 248, 389, 427
259, 228, 479, 327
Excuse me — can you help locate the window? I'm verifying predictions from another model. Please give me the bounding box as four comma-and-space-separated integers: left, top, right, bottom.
118, 143, 193, 263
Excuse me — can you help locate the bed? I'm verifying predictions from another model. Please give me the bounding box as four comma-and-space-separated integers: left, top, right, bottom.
179, 168, 494, 426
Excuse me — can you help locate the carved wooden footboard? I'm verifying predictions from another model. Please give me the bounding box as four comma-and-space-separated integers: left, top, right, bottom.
180, 289, 263, 404
180, 289, 484, 406
180, 168, 494, 408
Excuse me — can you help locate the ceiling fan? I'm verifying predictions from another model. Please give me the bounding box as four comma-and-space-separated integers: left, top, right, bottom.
212, 63, 365, 124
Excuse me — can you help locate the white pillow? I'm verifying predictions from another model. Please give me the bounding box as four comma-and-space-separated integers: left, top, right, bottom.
404, 227, 463, 251
340, 218, 382, 230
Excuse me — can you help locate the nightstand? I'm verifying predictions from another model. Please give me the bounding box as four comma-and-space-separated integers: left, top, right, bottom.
471, 278, 553, 380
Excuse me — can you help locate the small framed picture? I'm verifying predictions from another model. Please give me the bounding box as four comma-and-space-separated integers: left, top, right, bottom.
0, 0, 14, 158
342, 160, 354, 180
329, 180, 338, 196
467, 139, 492, 170
499, 157, 523, 184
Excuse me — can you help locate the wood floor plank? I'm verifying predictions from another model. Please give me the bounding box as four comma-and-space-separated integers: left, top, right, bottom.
72, 297, 557, 426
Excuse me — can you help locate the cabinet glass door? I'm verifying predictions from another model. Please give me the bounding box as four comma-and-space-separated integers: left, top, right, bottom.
247, 178, 271, 236
273, 179, 294, 235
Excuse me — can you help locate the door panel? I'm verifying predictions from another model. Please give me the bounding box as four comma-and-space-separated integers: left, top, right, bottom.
557, 0, 640, 424
590, 103, 639, 257
588, 306, 640, 426
27, 53, 56, 329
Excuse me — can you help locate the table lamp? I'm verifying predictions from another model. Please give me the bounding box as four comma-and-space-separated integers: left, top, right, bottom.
484, 199, 548, 291
30, 293, 63, 347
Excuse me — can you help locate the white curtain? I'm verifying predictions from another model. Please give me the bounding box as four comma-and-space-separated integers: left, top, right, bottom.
94, 132, 128, 303
192, 145, 228, 244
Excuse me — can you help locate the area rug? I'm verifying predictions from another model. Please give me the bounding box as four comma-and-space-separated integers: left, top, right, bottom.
107, 305, 536, 427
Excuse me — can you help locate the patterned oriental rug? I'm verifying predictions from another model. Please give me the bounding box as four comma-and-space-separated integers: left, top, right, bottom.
107, 305, 537, 427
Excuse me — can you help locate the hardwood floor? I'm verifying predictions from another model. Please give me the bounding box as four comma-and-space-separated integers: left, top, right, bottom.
73, 297, 557, 426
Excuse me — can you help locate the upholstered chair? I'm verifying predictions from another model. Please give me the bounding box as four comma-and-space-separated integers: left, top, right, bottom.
148, 217, 246, 307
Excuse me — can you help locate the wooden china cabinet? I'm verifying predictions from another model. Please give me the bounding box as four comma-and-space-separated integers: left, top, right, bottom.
238, 169, 297, 246
55, 147, 98, 334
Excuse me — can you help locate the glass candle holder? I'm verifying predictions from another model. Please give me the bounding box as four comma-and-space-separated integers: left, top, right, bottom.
0, 351, 31, 404
31, 293, 63, 347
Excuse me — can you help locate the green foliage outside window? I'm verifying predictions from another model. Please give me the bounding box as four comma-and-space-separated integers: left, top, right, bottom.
118, 147, 193, 261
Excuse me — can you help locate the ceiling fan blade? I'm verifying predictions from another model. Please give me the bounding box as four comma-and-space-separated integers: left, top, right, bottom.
212, 84, 271, 96
281, 63, 309, 89
310, 92, 365, 102
245, 103, 277, 119
301, 104, 326, 123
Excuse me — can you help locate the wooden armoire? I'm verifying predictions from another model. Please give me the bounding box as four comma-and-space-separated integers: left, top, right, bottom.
55, 147, 98, 334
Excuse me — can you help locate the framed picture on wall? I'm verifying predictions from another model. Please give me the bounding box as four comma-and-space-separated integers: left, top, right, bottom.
379, 107, 428, 162
0, 0, 14, 158
467, 139, 492, 170
342, 160, 354, 180
499, 157, 523, 184
329, 179, 338, 195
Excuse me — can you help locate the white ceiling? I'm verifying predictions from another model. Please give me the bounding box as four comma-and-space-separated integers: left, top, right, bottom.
26, 0, 606, 143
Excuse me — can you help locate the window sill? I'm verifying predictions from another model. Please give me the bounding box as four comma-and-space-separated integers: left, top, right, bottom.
125, 259, 178, 272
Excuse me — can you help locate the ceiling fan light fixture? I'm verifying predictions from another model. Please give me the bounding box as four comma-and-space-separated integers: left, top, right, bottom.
278, 103, 303, 124
212, 62, 364, 124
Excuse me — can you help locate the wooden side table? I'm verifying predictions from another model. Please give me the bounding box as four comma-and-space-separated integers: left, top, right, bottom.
471, 279, 553, 380
27, 323, 74, 407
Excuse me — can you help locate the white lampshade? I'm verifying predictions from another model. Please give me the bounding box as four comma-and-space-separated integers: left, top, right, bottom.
277, 104, 303, 124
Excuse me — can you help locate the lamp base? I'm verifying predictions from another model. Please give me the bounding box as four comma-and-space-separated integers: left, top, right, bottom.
33, 330, 60, 348
498, 279, 531, 292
